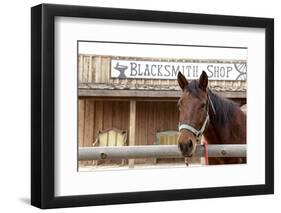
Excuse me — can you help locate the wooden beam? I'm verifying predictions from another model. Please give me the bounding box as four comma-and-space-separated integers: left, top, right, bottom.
78, 144, 247, 161
78, 89, 246, 99
129, 100, 136, 168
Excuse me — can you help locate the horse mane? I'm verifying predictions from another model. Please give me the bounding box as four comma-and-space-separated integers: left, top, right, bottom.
185, 80, 238, 127
207, 89, 238, 126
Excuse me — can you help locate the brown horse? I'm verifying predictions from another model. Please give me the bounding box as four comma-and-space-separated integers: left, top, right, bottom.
177, 71, 246, 165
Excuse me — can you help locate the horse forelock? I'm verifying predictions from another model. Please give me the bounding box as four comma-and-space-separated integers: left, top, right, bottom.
185, 80, 199, 95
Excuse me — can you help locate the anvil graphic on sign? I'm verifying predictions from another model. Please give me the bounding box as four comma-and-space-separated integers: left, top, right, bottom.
113, 62, 128, 79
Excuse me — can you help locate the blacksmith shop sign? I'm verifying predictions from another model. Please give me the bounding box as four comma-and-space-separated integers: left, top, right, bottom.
110, 59, 247, 81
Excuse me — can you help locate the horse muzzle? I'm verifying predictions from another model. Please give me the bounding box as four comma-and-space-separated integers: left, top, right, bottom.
178, 134, 197, 157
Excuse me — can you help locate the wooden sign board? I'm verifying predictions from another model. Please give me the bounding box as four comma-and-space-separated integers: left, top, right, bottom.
110, 59, 247, 81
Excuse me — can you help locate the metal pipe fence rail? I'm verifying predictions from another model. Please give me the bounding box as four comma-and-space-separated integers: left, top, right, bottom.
79, 144, 246, 161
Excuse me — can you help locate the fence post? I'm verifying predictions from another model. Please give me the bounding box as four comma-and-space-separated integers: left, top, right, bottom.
129, 100, 136, 168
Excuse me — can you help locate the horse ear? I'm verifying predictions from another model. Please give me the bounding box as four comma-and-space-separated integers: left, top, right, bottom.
177, 72, 188, 91
199, 71, 208, 91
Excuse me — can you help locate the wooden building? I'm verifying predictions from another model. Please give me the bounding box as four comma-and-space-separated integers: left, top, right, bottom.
78, 54, 246, 167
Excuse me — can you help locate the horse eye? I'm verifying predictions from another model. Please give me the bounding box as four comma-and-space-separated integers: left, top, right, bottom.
200, 103, 206, 109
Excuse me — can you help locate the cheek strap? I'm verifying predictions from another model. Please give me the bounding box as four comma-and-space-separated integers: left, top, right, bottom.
178, 113, 209, 138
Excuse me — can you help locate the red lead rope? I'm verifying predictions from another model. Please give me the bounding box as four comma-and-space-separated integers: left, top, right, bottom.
203, 140, 209, 165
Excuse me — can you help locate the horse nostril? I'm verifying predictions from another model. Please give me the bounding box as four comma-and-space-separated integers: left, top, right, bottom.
178, 143, 184, 152
187, 140, 193, 148
178, 140, 194, 156
178, 143, 187, 154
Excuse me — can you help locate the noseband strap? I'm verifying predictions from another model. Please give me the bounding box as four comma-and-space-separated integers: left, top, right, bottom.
178, 94, 215, 138
178, 114, 209, 137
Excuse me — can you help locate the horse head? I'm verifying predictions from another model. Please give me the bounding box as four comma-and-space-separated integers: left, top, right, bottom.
177, 71, 210, 157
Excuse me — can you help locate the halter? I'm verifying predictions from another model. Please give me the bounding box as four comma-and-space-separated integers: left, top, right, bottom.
178, 94, 215, 139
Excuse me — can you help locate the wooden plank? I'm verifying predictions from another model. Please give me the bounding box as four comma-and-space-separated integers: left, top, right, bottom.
135, 102, 141, 164
110, 101, 129, 131
91, 56, 95, 82
146, 102, 157, 164
83, 99, 95, 146
94, 56, 102, 83
112, 101, 119, 129
78, 99, 85, 166
112, 101, 121, 130
103, 57, 110, 84
78, 99, 85, 147
121, 101, 129, 130
155, 102, 160, 132
103, 101, 113, 129
78, 55, 83, 83
80, 97, 179, 102
82, 56, 89, 82
88, 56, 93, 83
169, 102, 178, 130
93, 101, 103, 165
101, 57, 106, 83
139, 102, 146, 146
166, 102, 173, 130
164, 102, 170, 130
147, 102, 154, 145
136, 102, 147, 164
94, 101, 103, 138
159, 102, 166, 131
79, 89, 246, 99
83, 99, 95, 165
128, 100, 136, 168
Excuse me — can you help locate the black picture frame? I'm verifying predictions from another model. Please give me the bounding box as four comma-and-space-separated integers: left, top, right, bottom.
31, 3, 274, 209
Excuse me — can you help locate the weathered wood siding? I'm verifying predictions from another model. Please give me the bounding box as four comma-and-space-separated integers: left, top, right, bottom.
135, 101, 182, 164
79, 100, 179, 144
78, 54, 247, 91
79, 99, 130, 165
79, 99, 186, 165
135, 102, 179, 146
79, 99, 130, 148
